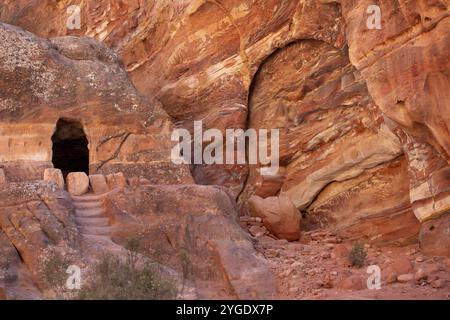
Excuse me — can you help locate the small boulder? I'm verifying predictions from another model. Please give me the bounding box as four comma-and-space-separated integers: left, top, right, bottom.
67, 172, 89, 196
248, 225, 265, 238
248, 194, 300, 241
340, 274, 366, 290
397, 273, 414, 283
89, 174, 109, 194
430, 278, 445, 288
419, 213, 450, 257
414, 268, 427, 282
386, 273, 397, 284
106, 172, 128, 190
43, 168, 64, 189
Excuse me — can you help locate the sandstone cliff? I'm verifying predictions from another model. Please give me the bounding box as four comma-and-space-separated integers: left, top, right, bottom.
0, 0, 449, 300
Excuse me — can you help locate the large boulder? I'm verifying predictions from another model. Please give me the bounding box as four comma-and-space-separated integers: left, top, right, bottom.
248, 194, 301, 241
67, 172, 89, 196
105, 184, 277, 299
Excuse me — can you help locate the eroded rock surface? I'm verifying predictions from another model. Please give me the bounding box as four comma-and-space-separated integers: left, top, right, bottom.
0, 23, 193, 185
0, 0, 449, 300
106, 184, 277, 299
0, 181, 80, 298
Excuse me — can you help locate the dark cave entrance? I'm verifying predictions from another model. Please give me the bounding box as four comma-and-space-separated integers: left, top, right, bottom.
51, 118, 89, 178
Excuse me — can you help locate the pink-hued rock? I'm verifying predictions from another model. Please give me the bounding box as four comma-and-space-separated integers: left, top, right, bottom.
248, 194, 301, 241
3, 0, 449, 247
0, 287, 6, 300
106, 184, 277, 299
419, 213, 450, 257
397, 274, 414, 283
0, 23, 193, 186
89, 174, 109, 195
106, 172, 128, 190
67, 172, 89, 196
43, 168, 64, 189
341, 0, 450, 224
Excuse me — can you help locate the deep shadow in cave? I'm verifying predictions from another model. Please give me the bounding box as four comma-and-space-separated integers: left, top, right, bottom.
51, 118, 89, 178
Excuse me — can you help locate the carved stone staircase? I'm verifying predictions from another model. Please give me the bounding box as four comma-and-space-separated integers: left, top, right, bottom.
71, 193, 118, 250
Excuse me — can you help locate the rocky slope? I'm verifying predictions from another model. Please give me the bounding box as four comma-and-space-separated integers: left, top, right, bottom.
0, 22, 274, 299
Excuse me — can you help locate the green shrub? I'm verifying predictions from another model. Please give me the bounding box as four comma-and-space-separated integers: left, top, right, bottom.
78, 254, 177, 300
41, 253, 69, 288
349, 243, 367, 268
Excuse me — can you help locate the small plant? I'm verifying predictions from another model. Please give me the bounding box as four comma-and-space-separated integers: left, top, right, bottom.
41, 252, 70, 289
179, 250, 193, 281
125, 236, 141, 253
349, 243, 367, 268
78, 254, 177, 300
125, 236, 142, 269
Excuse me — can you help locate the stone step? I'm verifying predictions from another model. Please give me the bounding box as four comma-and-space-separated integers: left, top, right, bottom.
79, 226, 113, 236
75, 217, 110, 227
81, 234, 115, 245
75, 208, 105, 218
71, 193, 106, 203
73, 201, 103, 210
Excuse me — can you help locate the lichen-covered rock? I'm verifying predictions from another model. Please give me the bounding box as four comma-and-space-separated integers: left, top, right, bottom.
0, 23, 193, 185
43, 168, 64, 190
0, 181, 81, 298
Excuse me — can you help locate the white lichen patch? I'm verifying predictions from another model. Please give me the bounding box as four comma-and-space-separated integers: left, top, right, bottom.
0, 26, 57, 103
0, 98, 22, 112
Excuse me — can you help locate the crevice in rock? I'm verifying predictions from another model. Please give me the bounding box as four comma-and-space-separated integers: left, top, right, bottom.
95, 132, 131, 172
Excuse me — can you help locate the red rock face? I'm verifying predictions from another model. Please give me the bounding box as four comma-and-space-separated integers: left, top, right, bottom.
1, 0, 450, 299
0, 23, 193, 184
2, 1, 447, 240
238, 38, 419, 243
0, 0, 345, 193
341, 0, 450, 222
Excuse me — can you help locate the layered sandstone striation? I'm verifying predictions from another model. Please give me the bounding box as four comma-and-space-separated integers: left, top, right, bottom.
0, 22, 274, 299
2, 1, 445, 244
0, 0, 449, 299
0, 181, 81, 298
341, 0, 450, 246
